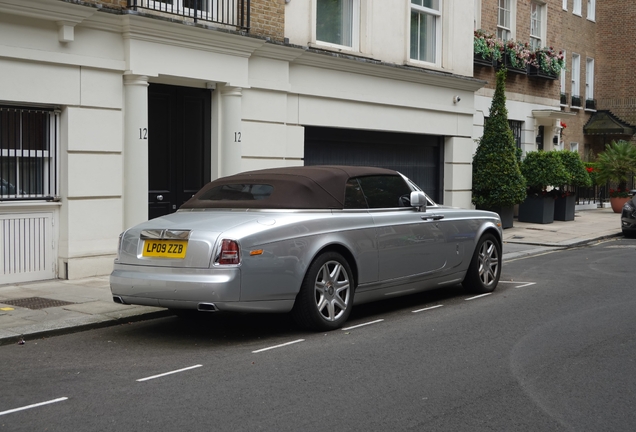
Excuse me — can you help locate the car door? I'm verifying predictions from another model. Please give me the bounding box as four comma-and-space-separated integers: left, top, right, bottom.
356, 175, 448, 282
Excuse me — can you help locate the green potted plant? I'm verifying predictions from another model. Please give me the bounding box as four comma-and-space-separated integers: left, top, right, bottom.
528, 47, 565, 79
518, 151, 570, 224
595, 140, 636, 212
474, 30, 502, 67
553, 150, 592, 221
472, 69, 527, 228
500, 40, 531, 73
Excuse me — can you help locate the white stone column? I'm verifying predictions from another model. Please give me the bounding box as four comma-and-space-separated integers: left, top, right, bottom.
123, 74, 149, 229
444, 136, 474, 209
220, 85, 243, 177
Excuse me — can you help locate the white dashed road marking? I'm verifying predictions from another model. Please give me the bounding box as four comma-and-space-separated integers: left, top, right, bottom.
252, 339, 305, 353
0, 397, 68, 416
412, 305, 444, 313
465, 293, 492, 301
137, 365, 203, 382
341, 319, 384, 331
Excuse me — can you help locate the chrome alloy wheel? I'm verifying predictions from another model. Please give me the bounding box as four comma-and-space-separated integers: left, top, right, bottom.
478, 239, 499, 287
314, 260, 351, 322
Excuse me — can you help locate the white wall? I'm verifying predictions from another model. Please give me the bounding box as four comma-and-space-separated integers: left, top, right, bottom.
284, 0, 474, 77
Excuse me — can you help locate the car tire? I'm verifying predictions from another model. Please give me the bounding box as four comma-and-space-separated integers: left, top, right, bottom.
292, 252, 354, 331
462, 233, 501, 294
623, 230, 636, 239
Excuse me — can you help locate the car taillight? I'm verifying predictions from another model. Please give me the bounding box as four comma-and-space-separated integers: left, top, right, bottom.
217, 239, 240, 265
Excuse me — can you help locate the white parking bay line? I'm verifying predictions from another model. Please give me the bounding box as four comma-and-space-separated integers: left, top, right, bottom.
341, 319, 384, 331
0, 397, 68, 417
252, 339, 305, 354
137, 365, 203, 382
412, 305, 444, 313
515, 282, 536, 288
465, 293, 492, 301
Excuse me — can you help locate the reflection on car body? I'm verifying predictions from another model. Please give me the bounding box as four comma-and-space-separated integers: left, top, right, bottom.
110, 166, 503, 331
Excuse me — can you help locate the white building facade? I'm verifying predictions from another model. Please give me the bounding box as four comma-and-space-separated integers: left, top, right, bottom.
0, 0, 483, 284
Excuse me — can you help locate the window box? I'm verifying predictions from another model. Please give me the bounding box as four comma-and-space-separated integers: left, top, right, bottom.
527, 65, 558, 80
498, 55, 527, 74
571, 95, 582, 108
560, 92, 569, 105
585, 99, 597, 110
474, 54, 497, 68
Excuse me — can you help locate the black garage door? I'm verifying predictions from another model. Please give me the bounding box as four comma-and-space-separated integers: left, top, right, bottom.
304, 127, 443, 203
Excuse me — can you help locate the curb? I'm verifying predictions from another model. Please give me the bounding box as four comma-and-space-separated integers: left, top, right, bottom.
503, 232, 623, 261
0, 309, 173, 347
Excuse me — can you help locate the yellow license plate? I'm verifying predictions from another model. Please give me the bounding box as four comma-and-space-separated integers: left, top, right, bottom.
142, 240, 188, 259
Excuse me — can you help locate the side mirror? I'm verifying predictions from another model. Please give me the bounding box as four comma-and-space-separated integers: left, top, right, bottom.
410, 191, 427, 212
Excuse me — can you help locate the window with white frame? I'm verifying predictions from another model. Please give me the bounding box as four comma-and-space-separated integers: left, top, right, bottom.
562, 0, 567, 10
316, 0, 360, 50
410, 0, 441, 64
0, 106, 59, 200
570, 142, 579, 152
474, 0, 482, 30
571, 53, 581, 106
560, 50, 567, 104
530, 2, 545, 50
587, 0, 595, 20
586, 57, 595, 107
497, 0, 512, 40
573, 0, 581, 15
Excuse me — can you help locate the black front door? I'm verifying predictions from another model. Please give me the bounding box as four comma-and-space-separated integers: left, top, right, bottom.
148, 84, 211, 220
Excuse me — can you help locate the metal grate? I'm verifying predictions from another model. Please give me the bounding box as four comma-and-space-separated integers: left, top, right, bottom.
2, 297, 74, 310
127, 0, 251, 30
0, 105, 60, 201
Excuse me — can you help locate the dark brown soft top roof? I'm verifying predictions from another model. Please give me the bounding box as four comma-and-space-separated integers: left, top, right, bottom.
181, 165, 399, 209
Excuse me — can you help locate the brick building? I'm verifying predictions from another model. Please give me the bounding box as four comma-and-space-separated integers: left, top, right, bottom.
474, 0, 636, 160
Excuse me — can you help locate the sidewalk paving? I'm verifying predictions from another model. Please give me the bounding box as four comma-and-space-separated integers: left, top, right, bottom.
0, 207, 624, 346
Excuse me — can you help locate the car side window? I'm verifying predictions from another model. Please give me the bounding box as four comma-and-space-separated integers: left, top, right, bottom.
356, 175, 413, 209
344, 179, 368, 209
198, 184, 273, 201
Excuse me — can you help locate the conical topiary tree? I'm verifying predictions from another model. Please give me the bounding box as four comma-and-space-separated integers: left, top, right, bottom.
472, 68, 526, 226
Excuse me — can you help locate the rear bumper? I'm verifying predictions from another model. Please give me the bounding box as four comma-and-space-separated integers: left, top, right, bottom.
110, 263, 241, 304
109, 263, 294, 313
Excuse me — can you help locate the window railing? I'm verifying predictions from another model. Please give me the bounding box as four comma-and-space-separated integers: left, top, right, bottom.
585, 98, 597, 110
571, 95, 582, 107
127, 0, 250, 30
0, 106, 59, 201
560, 92, 569, 105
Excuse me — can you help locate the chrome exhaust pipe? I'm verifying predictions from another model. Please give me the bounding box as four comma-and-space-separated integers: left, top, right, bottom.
113, 295, 126, 305
197, 302, 218, 312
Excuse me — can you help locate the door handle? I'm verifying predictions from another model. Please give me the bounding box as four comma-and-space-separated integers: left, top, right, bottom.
157, 195, 164, 201
421, 214, 444, 221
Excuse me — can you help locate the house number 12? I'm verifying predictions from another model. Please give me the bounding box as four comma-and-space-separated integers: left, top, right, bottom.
139, 128, 148, 139
234, 132, 241, 142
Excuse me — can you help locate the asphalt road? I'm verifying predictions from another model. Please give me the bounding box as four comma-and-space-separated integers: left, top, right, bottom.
1, 237, 635, 432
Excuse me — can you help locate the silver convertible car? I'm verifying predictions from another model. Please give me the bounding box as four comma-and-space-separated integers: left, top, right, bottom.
110, 166, 503, 331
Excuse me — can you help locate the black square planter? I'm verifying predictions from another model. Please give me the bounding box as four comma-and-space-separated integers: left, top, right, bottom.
478, 205, 514, 229
554, 195, 575, 221
474, 54, 496, 68
527, 65, 558, 80
498, 55, 527, 74
518, 195, 555, 224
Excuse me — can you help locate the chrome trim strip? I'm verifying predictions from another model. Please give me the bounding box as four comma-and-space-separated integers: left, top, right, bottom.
140, 229, 191, 240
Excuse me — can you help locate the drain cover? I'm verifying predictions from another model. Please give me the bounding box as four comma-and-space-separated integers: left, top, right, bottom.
1, 297, 75, 310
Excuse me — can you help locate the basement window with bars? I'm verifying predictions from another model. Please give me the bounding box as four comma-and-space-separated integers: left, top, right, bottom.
0, 106, 59, 201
